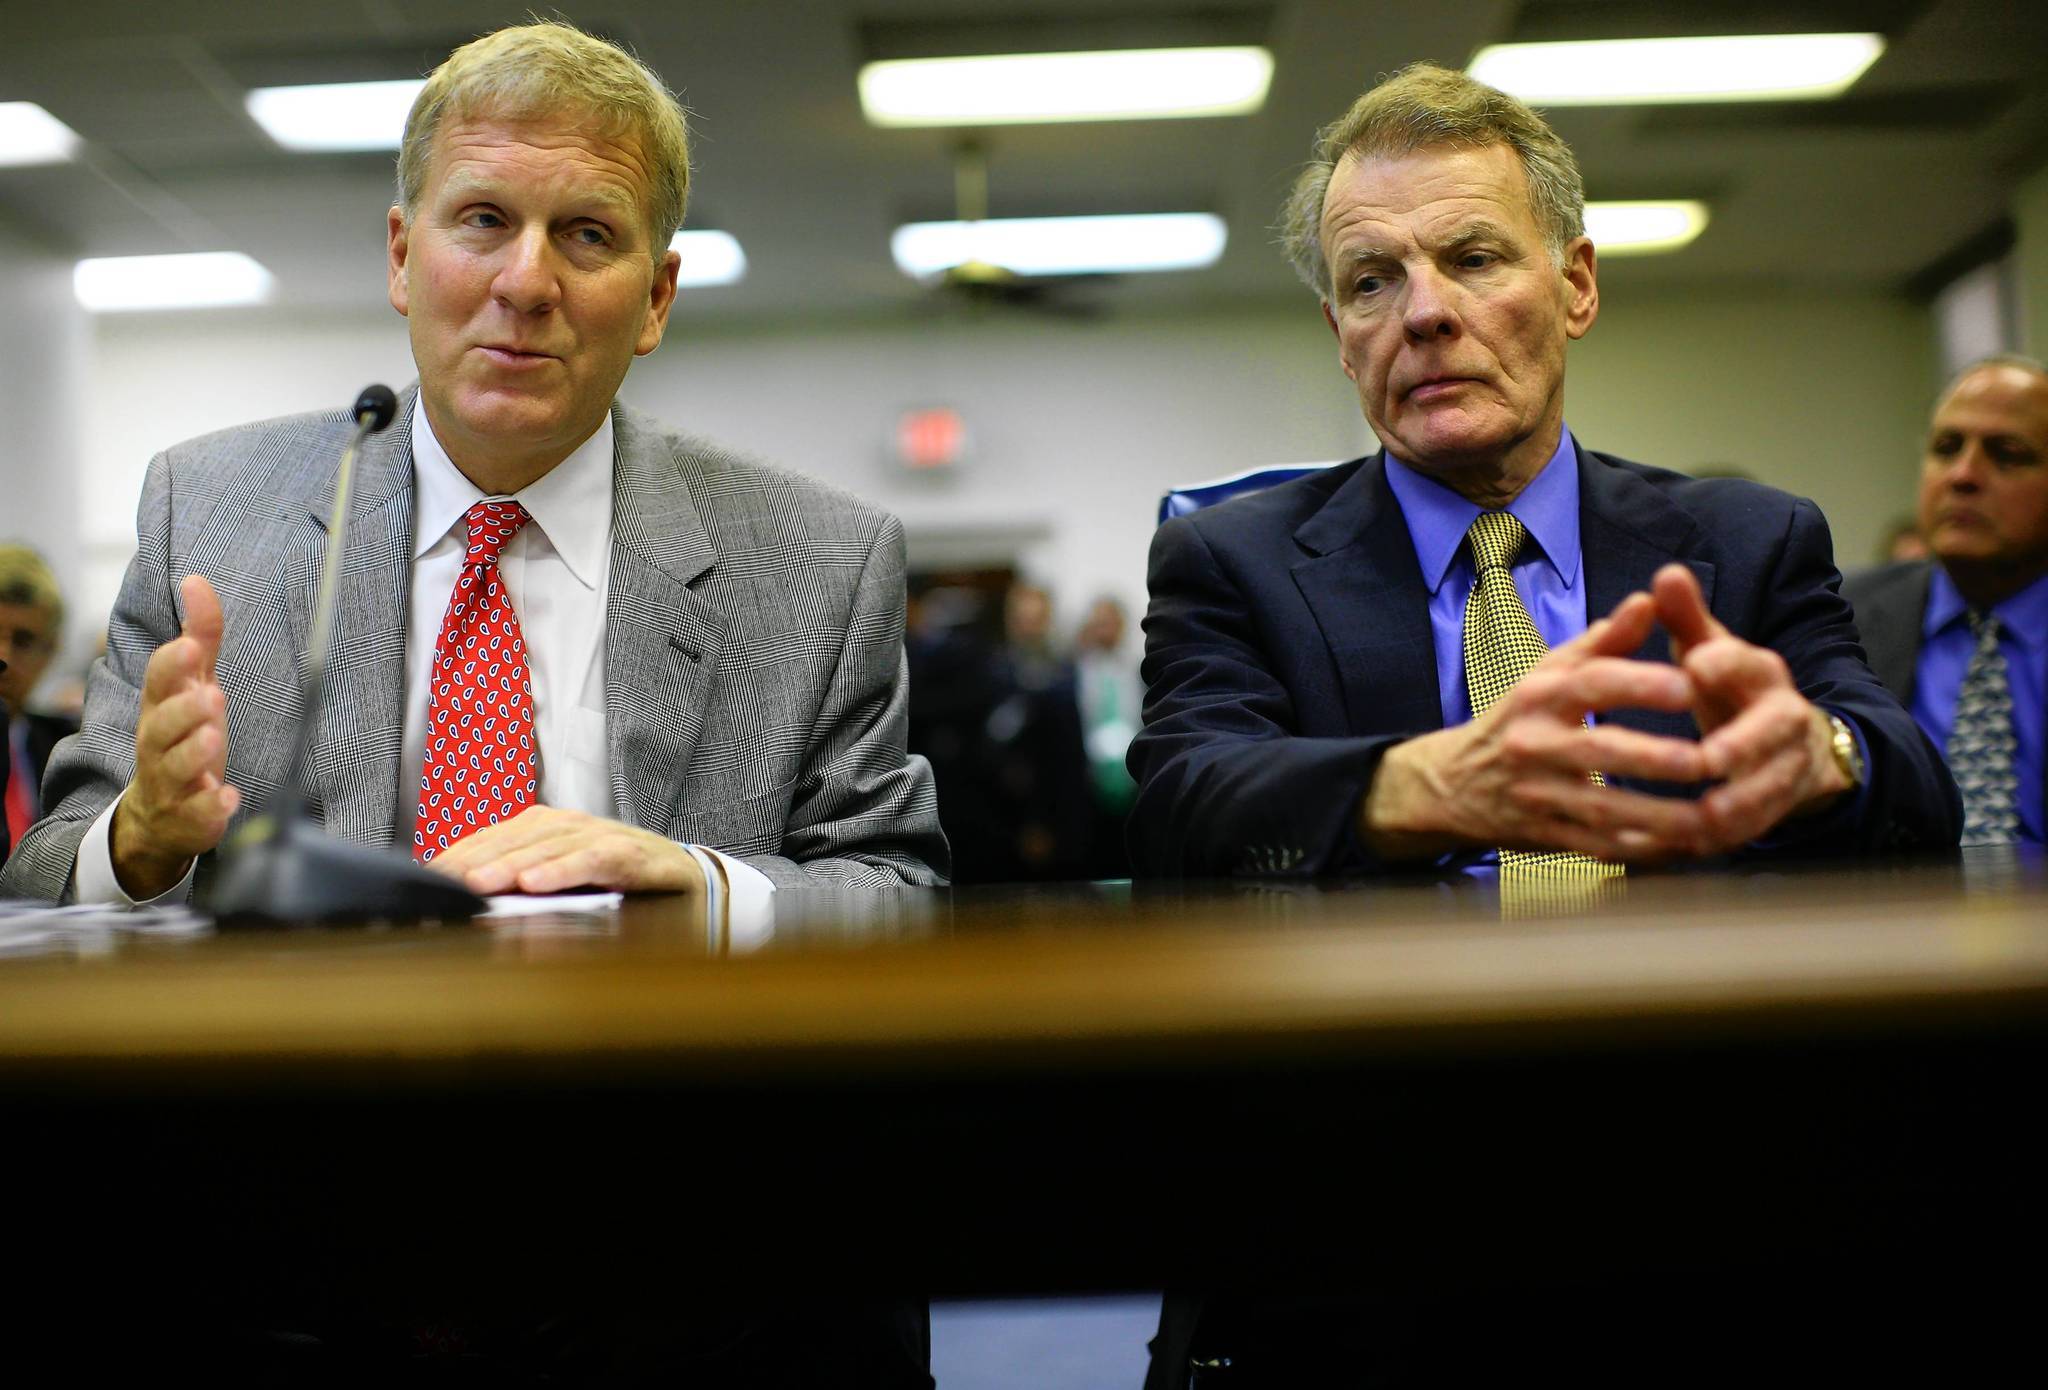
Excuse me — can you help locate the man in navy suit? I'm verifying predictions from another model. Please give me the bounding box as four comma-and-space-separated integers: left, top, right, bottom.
1129, 63, 1957, 886
1132, 58, 1961, 1390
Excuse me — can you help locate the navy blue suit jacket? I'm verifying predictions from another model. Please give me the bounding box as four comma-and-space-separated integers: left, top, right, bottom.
1128, 445, 1960, 877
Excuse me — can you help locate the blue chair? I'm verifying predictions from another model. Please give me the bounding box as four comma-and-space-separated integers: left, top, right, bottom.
1156, 461, 1344, 524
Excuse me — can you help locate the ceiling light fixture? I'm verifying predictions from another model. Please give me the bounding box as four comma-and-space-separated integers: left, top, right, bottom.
891, 213, 1227, 278
1584, 201, 1710, 256
1468, 34, 1883, 105
672, 230, 747, 286
860, 47, 1273, 126
245, 80, 424, 152
73, 252, 276, 312
0, 101, 82, 166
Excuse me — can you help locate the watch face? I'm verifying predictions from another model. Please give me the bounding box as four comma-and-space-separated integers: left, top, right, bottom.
1830, 717, 1865, 786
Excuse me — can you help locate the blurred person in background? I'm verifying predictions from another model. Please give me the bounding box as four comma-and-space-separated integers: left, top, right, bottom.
981, 580, 1092, 879
904, 579, 1015, 881
0, 545, 78, 857
1879, 513, 1931, 565
1075, 594, 1141, 876
1846, 355, 2048, 846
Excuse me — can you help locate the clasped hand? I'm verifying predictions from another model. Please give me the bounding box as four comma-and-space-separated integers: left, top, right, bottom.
1362, 564, 1852, 863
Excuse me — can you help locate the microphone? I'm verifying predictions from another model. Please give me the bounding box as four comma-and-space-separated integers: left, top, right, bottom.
353, 383, 397, 432
206, 385, 484, 928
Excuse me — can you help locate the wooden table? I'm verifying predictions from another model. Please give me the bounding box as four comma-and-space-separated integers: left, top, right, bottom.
4, 850, 2045, 1310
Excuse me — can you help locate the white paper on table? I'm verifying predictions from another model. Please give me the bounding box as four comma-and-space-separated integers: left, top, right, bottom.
479, 891, 624, 918
0, 902, 210, 957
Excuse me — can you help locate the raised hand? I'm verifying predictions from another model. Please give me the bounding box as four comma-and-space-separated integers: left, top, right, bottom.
110, 574, 240, 898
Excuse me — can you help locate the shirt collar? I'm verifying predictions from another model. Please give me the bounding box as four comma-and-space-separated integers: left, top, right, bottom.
410, 407, 615, 590
1385, 428, 1582, 594
1924, 564, 2048, 651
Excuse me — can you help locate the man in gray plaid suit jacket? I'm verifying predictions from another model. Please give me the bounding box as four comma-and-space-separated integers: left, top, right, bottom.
0, 21, 947, 913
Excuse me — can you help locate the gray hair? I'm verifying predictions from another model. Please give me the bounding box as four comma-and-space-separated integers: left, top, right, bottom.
397, 20, 691, 250
1279, 62, 1586, 299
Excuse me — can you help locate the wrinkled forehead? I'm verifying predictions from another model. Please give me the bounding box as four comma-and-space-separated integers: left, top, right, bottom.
424, 107, 657, 226
1321, 141, 1536, 242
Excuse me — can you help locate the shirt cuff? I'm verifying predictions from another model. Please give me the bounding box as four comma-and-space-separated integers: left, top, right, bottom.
684, 845, 776, 954
71, 791, 198, 907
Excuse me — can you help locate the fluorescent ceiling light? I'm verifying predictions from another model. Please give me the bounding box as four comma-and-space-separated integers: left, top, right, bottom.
246, 79, 424, 151
891, 213, 1227, 278
671, 229, 747, 286
0, 101, 82, 166
1585, 201, 1709, 256
1469, 34, 1883, 105
74, 253, 276, 312
860, 47, 1272, 126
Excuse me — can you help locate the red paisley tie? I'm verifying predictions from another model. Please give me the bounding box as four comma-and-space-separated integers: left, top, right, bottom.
414, 501, 540, 862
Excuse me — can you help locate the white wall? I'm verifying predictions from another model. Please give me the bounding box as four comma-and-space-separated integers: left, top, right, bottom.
75, 285, 1932, 643
0, 217, 90, 674
79, 305, 1377, 635
2015, 162, 2048, 356
77, 311, 418, 628
1566, 286, 1938, 572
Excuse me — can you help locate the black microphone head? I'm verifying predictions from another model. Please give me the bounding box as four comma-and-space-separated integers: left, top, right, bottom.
352, 384, 398, 432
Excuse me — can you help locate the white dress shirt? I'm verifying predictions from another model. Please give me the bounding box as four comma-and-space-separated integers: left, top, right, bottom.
75, 407, 773, 926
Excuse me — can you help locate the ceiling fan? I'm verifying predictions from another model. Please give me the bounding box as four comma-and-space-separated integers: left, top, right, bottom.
914, 139, 1116, 317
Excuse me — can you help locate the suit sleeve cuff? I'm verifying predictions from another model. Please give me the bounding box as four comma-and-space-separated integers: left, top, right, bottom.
1750, 706, 1872, 850
72, 791, 197, 907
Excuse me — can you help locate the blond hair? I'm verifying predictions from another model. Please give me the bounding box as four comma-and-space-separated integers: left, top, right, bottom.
0, 544, 63, 630
1279, 62, 1585, 298
397, 20, 691, 249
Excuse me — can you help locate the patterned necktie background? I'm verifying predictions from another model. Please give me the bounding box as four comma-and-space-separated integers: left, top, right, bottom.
414, 500, 541, 862
1463, 509, 1624, 896
1949, 608, 2020, 847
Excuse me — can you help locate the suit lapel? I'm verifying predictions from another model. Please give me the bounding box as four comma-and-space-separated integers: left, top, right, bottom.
604, 405, 728, 832
1290, 454, 1442, 735
285, 389, 417, 845
1578, 446, 1713, 741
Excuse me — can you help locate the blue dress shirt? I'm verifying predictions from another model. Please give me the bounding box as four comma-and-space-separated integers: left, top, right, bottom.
1382, 430, 1870, 864
1910, 568, 2048, 844
1385, 429, 1587, 729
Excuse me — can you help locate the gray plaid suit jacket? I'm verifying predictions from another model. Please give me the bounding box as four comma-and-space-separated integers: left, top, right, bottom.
0, 387, 948, 900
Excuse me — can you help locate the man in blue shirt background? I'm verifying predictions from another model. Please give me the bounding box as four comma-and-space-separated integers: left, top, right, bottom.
1846, 356, 2048, 845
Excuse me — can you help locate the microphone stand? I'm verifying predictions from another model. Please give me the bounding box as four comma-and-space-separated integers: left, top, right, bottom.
206, 385, 484, 928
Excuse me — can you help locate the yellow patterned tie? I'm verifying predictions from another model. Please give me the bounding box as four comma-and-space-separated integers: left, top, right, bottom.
1463, 510, 1624, 907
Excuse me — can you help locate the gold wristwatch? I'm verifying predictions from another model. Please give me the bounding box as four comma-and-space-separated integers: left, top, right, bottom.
1826, 714, 1865, 790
